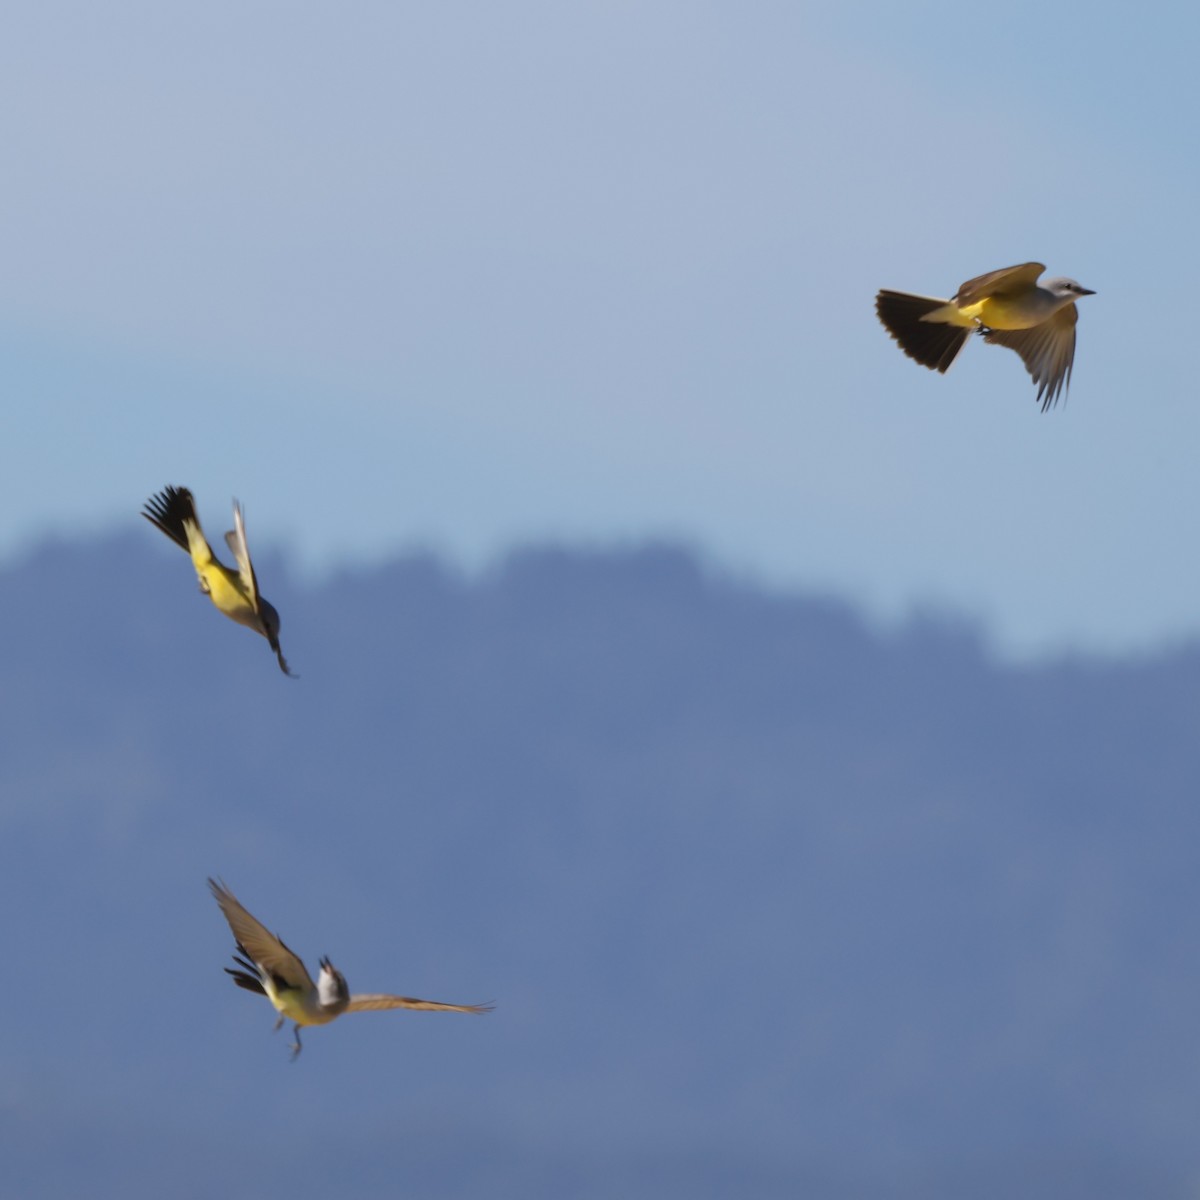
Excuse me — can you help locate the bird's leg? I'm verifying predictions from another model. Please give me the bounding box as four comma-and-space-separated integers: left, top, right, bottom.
289, 1025, 303, 1061
273, 1013, 285, 1033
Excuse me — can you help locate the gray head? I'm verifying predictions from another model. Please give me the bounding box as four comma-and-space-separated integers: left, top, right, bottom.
259, 598, 295, 676
261, 598, 282, 643
317, 956, 350, 1014
1043, 277, 1096, 301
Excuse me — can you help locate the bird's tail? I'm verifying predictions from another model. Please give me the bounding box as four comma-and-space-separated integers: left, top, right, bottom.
143, 486, 206, 555
224, 946, 267, 995
875, 290, 971, 374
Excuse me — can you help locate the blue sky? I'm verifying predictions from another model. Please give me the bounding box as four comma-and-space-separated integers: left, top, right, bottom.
2, 2, 1196, 658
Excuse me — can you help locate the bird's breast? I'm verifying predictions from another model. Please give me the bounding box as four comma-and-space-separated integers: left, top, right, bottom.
268, 985, 333, 1027
972, 294, 1048, 330
201, 568, 260, 629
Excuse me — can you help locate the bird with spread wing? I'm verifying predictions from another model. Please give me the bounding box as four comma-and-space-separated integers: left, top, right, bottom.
209, 878, 493, 1059
142, 485, 294, 675
875, 262, 1094, 410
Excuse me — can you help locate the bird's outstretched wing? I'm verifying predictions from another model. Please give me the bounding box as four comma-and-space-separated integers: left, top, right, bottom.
345, 994, 494, 1015
983, 304, 1078, 410
224, 504, 295, 677
954, 262, 1044, 306
223, 501, 261, 612
208, 878, 314, 991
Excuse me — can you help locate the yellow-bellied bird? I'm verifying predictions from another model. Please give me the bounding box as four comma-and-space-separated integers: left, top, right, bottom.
875, 263, 1094, 410
143, 486, 294, 676
209, 879, 493, 1059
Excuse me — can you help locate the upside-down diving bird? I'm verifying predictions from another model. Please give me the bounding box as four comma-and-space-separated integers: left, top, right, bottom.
875, 262, 1094, 409
142, 485, 294, 675
209, 878, 493, 1059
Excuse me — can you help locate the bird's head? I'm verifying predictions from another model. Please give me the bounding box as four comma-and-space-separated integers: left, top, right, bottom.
261, 598, 283, 643
317, 956, 350, 1012
260, 599, 296, 676
1044, 277, 1096, 301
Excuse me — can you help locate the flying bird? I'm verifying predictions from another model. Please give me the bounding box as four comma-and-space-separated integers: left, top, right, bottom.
142, 485, 294, 675
875, 262, 1094, 409
209, 878, 493, 1059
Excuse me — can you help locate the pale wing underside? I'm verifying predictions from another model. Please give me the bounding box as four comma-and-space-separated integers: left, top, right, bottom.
208, 878, 314, 990
983, 304, 1078, 410
223, 502, 261, 612
955, 262, 1045, 305
346, 994, 494, 1015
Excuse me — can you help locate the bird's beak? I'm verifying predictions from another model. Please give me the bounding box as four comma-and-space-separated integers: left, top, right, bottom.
1077, 287, 1096, 296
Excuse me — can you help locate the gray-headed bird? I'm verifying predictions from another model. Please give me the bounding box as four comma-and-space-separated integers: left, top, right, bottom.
876, 262, 1094, 409
209, 878, 493, 1059
143, 486, 294, 676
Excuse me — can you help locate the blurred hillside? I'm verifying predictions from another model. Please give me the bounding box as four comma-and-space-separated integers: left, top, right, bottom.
2, 532, 1200, 1198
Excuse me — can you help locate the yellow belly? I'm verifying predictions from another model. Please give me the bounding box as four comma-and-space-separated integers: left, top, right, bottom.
966, 296, 1042, 330
197, 563, 258, 627
267, 984, 332, 1027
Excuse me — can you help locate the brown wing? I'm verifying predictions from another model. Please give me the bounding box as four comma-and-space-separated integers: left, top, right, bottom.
345, 993, 494, 1015
222, 501, 261, 613
983, 304, 1078, 410
208, 878, 314, 991
954, 262, 1045, 305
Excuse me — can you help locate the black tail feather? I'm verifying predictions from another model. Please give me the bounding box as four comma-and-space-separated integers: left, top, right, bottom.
224, 967, 267, 995
224, 942, 267, 995
142, 485, 199, 551
875, 290, 970, 374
